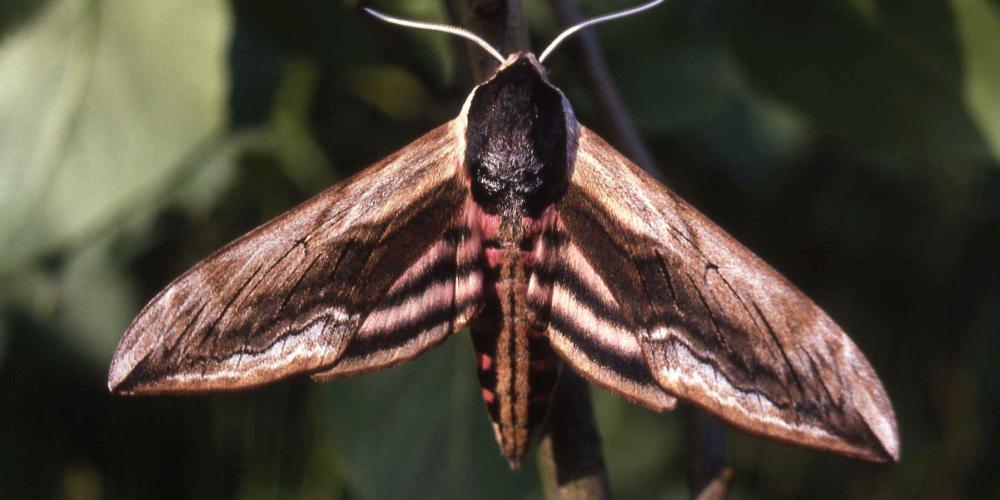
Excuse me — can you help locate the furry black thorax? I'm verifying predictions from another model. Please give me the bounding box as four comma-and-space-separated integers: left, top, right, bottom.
465, 56, 571, 219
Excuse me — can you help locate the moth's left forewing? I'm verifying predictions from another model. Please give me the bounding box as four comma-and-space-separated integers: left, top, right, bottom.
109, 122, 472, 395
557, 127, 899, 462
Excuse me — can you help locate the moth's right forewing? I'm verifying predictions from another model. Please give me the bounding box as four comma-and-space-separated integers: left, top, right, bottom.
109, 123, 469, 395
558, 127, 899, 462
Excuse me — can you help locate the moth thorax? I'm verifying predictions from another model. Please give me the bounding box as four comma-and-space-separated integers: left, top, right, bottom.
465, 57, 572, 218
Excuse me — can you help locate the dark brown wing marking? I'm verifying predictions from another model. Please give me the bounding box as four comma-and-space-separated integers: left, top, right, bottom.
109, 123, 469, 395
556, 126, 899, 462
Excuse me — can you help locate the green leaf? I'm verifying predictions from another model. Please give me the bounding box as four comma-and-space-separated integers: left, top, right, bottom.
598, 3, 743, 134
951, 0, 1000, 160
721, 0, 998, 163
0, 0, 230, 273
346, 65, 431, 122
56, 236, 140, 368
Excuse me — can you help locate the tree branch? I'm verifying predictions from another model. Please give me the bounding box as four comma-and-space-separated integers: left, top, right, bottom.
537, 370, 612, 500
447, 0, 528, 80
691, 413, 732, 500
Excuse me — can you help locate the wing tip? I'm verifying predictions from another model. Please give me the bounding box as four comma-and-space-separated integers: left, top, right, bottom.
848, 436, 900, 464
107, 380, 138, 397
856, 375, 901, 463
885, 433, 901, 462
880, 442, 902, 463
107, 358, 139, 396
106, 333, 155, 396
107, 354, 129, 394
864, 414, 901, 463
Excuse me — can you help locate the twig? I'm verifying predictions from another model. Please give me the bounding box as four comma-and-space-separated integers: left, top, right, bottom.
691, 413, 732, 500
445, 2, 612, 499
693, 466, 734, 500
548, 1, 731, 499
537, 370, 612, 500
447, 0, 528, 79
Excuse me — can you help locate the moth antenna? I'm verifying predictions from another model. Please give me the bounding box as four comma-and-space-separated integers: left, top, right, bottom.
538, 0, 666, 63
363, 7, 506, 64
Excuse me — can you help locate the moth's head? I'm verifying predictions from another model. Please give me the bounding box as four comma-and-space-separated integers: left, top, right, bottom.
481, 52, 552, 88
499, 52, 544, 70
496, 52, 548, 78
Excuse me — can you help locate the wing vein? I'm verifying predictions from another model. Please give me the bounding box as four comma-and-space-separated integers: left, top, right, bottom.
751, 300, 806, 400
202, 260, 266, 349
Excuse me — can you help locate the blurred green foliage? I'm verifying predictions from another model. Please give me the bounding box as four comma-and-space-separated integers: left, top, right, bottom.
1, 0, 999, 498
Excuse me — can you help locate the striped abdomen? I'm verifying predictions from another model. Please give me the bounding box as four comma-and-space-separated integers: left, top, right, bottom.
469, 208, 562, 467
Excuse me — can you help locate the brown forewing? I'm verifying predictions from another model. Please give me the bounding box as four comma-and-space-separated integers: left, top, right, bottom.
556, 126, 899, 462
108, 122, 470, 395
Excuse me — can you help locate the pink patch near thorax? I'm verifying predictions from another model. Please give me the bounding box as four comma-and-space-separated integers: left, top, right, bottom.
479, 352, 493, 371
481, 388, 496, 404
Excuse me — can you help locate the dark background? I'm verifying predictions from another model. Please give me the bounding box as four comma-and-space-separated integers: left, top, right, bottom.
1, 0, 998, 498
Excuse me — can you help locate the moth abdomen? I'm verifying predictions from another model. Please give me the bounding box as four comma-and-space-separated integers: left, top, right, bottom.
467, 201, 564, 467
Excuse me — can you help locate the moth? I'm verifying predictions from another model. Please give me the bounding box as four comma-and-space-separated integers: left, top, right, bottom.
108, 0, 899, 468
